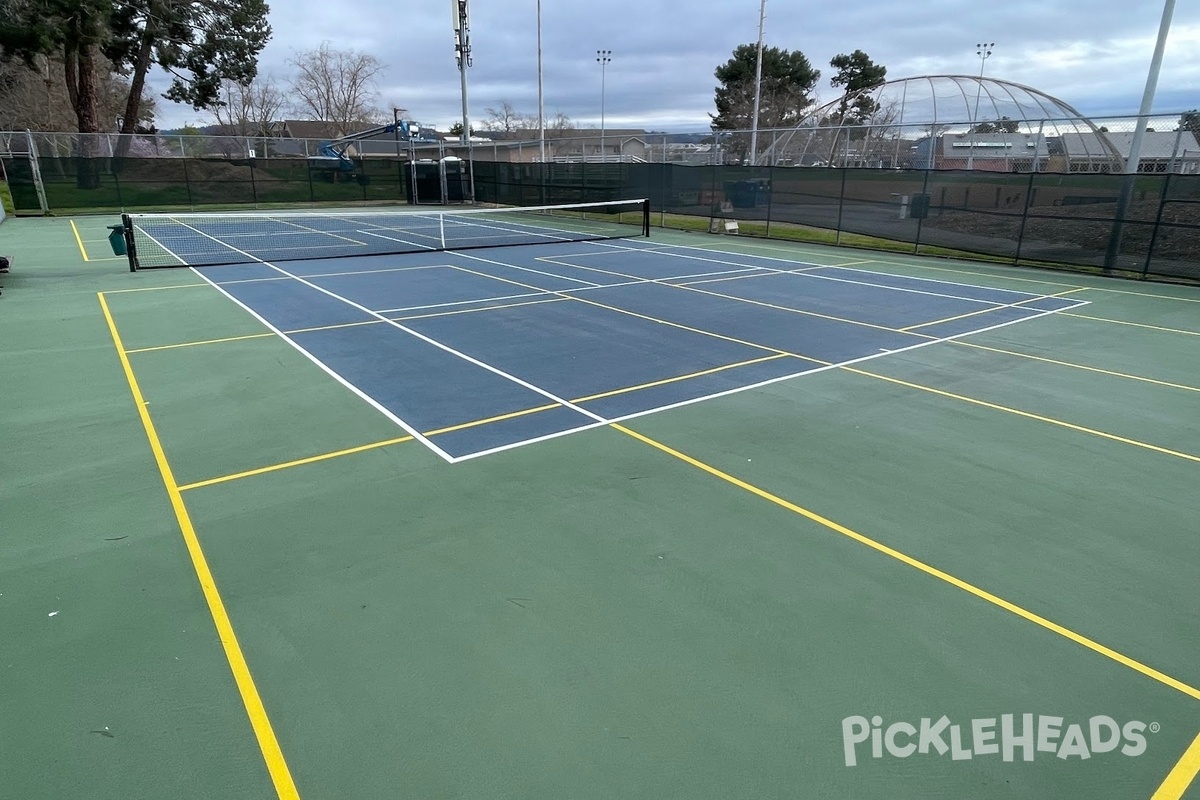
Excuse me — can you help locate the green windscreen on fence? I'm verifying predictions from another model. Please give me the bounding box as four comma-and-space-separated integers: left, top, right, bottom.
3, 152, 1197, 282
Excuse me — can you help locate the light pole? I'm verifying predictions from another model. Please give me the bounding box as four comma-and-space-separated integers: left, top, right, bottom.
453, 0, 475, 201
537, 0, 545, 164
597, 49, 611, 162
1105, 0, 1176, 270
967, 41, 993, 171
749, 0, 767, 165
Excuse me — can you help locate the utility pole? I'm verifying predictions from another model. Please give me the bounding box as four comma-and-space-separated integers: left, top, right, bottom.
537, 0, 545, 164
597, 50, 612, 162
749, 0, 767, 165
452, 0, 475, 202
1104, 0, 1176, 272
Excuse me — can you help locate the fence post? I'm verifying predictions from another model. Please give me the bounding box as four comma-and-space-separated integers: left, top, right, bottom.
1143, 172, 1171, 279
250, 158, 258, 207
182, 158, 194, 210
26, 130, 49, 214
1014, 169, 1037, 265
707, 162, 720, 233
835, 167, 847, 246
764, 165, 774, 238
913, 169, 929, 254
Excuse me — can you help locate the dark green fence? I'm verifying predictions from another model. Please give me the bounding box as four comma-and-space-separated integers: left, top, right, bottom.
473, 163, 1200, 283
3, 154, 1197, 282
0, 155, 415, 212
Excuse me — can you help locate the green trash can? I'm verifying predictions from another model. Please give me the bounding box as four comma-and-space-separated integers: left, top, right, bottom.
107, 224, 127, 256
909, 193, 931, 220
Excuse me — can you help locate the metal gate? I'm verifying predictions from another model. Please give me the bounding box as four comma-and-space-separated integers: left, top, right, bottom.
0, 133, 48, 214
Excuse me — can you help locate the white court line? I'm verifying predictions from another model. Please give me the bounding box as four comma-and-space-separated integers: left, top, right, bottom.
460, 257, 603, 287
169, 219, 608, 462
907, 294, 1086, 332
357, 229, 438, 250
149, 224, 1091, 463
674, 267, 823, 287
585, 239, 1024, 307
394, 297, 570, 321
164, 220, 455, 462
264, 215, 371, 247
373, 288, 550, 314
135, 224, 190, 267
600, 238, 1047, 299
453, 299, 1090, 463
353, 216, 443, 242
186, 266, 457, 460
208, 263, 451, 288
299, 263, 450, 280
535, 253, 774, 288
460, 246, 1010, 337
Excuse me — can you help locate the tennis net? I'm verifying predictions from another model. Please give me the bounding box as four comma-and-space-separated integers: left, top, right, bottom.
121, 198, 651, 271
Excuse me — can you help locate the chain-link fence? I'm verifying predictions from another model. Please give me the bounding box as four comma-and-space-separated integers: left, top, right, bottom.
3, 118, 1198, 283
5, 112, 1197, 169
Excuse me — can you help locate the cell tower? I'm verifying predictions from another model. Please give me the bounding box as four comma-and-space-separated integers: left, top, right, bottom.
452, 0, 474, 201
452, 0, 472, 142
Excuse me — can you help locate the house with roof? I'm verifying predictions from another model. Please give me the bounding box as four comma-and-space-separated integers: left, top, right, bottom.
469, 128, 649, 162
1060, 130, 1200, 173
930, 132, 1056, 172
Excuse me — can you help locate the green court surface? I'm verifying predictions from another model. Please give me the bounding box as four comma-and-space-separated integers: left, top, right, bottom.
1, 214, 1198, 800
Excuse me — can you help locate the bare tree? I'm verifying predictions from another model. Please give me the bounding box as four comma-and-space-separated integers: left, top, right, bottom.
548, 111, 574, 132
482, 100, 526, 136
545, 111, 577, 158
211, 74, 286, 137
288, 41, 386, 137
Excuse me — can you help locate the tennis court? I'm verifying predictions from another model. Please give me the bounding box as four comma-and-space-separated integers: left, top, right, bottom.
2, 204, 1198, 799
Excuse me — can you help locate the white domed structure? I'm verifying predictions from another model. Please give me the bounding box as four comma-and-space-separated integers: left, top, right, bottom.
759, 75, 1123, 172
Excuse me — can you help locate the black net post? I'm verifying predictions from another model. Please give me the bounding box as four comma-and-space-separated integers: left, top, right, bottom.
121, 213, 138, 272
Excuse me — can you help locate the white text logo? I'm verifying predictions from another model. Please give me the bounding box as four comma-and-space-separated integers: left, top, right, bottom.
841, 714, 1156, 767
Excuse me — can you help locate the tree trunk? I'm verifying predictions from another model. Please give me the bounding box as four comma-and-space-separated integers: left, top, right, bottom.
114, 31, 155, 158
70, 44, 103, 190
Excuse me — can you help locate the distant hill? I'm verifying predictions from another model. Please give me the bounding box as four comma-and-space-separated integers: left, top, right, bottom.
647, 131, 714, 144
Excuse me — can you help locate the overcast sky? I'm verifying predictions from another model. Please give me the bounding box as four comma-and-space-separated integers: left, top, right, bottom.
158, 1, 1199, 132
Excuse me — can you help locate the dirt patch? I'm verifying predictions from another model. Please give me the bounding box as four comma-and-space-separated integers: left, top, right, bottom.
928, 198, 1200, 260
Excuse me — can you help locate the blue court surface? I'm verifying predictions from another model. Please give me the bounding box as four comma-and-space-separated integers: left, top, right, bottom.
180, 237, 1088, 462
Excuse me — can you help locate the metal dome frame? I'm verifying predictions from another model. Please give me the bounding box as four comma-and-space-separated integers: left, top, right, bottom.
757, 75, 1124, 172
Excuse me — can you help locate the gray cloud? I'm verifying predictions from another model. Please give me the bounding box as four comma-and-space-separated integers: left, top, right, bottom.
156, 0, 1199, 131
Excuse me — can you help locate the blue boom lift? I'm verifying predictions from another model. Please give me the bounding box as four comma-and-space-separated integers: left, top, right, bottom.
307, 120, 426, 184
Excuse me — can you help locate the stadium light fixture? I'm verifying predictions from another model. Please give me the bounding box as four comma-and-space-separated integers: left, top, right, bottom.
597, 50, 612, 162
967, 42, 994, 170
